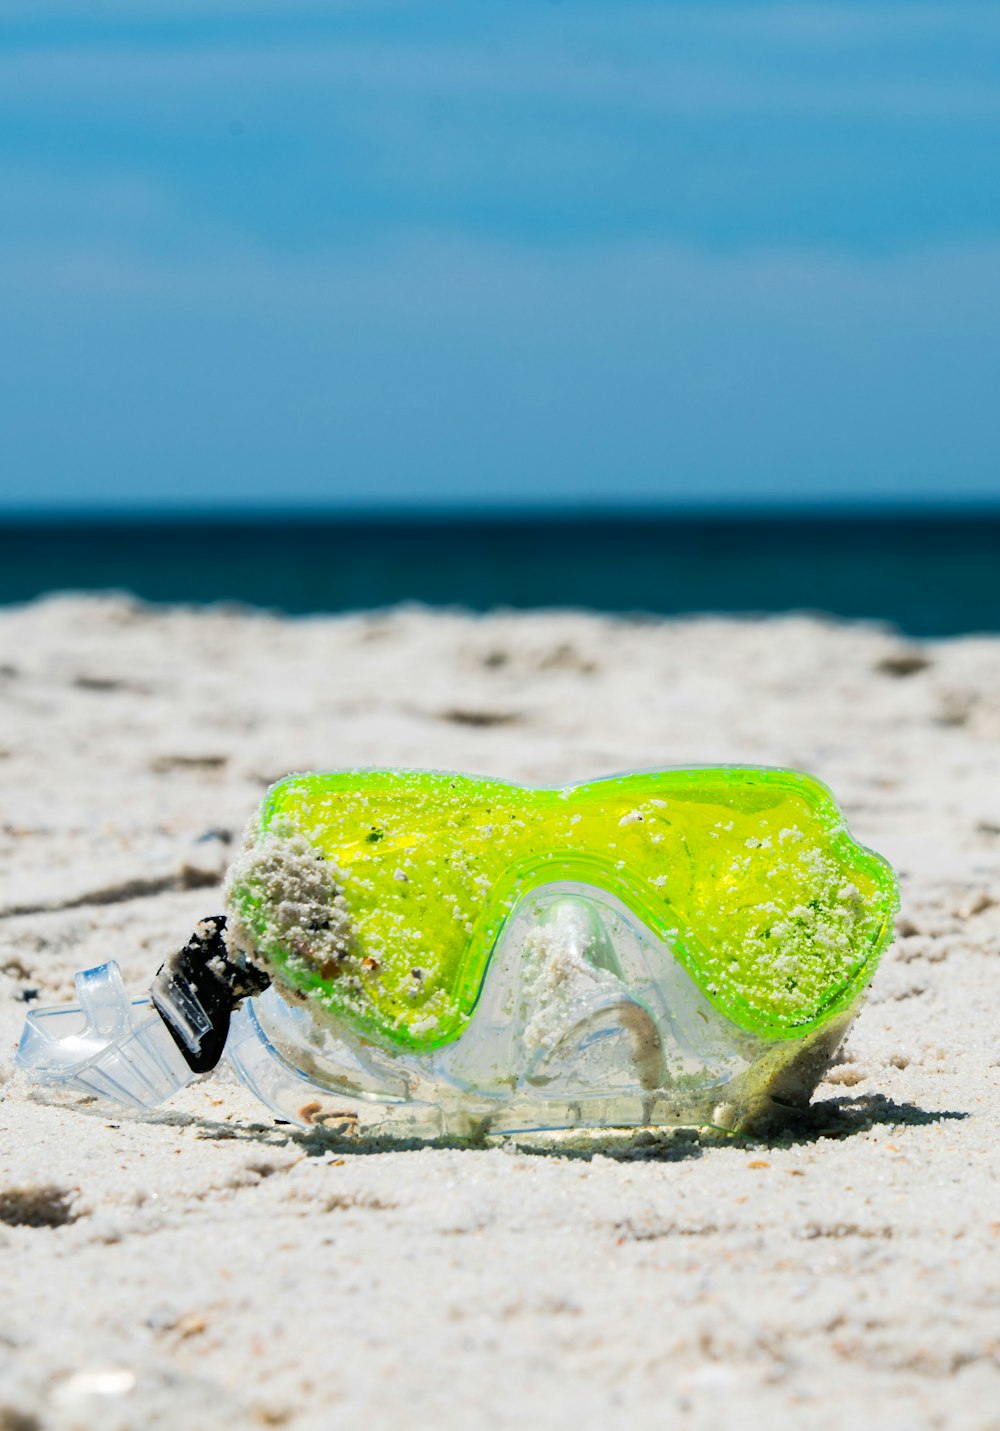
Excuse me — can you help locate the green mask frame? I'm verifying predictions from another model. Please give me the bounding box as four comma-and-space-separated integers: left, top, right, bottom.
225, 766, 898, 1056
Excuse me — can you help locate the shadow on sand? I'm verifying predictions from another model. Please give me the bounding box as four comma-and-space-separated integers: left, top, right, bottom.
26, 1085, 968, 1166
189, 1090, 969, 1164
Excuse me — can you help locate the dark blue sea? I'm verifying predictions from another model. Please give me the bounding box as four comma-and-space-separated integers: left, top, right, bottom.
1, 510, 998, 638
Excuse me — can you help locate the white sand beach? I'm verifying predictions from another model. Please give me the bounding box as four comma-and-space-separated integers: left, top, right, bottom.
1, 594, 998, 1430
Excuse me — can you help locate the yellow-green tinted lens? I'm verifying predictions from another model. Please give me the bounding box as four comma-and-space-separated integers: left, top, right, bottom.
226, 767, 897, 1051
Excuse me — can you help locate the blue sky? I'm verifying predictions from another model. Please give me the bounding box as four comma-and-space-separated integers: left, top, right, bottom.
2, 1, 999, 509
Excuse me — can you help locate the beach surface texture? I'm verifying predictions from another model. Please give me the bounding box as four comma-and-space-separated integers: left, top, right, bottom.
1, 595, 998, 1430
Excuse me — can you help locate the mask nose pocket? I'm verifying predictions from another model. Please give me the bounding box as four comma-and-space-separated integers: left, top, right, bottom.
430, 895, 651, 1098
440, 884, 749, 1112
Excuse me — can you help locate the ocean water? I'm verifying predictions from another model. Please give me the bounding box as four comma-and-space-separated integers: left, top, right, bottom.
0, 511, 998, 638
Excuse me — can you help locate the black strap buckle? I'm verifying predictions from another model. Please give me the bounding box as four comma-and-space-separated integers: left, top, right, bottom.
150, 915, 271, 1074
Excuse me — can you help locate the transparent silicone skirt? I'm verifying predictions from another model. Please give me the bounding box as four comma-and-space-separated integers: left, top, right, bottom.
225, 882, 857, 1139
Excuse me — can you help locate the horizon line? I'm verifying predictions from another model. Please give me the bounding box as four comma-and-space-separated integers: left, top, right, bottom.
2, 497, 1000, 523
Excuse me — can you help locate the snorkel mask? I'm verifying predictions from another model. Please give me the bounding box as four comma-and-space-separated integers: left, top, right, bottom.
18, 767, 898, 1139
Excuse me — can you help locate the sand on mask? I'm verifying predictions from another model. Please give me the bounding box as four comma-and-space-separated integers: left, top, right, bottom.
18, 765, 898, 1140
